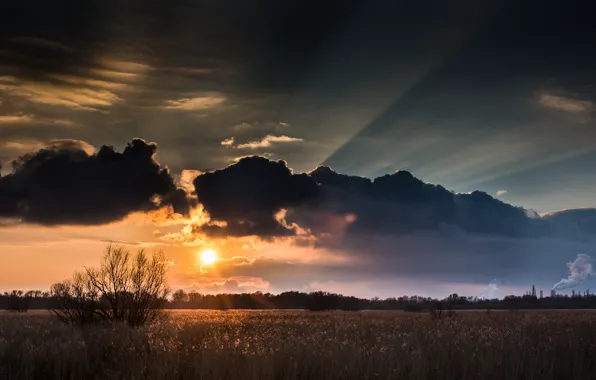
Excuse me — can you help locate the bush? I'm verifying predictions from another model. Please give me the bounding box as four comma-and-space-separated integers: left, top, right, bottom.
50, 244, 170, 326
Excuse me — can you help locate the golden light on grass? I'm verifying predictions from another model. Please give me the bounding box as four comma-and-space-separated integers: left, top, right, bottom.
199, 248, 218, 265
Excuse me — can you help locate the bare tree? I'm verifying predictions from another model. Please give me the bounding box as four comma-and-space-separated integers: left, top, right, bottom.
51, 244, 170, 326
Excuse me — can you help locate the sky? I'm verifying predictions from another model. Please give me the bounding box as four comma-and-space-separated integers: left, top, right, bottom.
1, 0, 595, 298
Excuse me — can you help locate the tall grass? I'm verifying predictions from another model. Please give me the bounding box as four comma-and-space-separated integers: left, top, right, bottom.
1, 310, 596, 380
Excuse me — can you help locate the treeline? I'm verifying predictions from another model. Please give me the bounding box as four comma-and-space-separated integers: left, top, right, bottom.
4, 289, 596, 312
0, 290, 51, 312
167, 290, 596, 311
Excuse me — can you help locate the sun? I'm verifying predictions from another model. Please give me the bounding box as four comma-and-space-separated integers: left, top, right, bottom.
200, 249, 218, 265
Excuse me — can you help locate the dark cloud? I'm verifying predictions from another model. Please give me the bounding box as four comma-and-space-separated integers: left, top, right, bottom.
188, 157, 592, 243
193, 156, 318, 236
0, 138, 190, 225
304, 166, 542, 238
543, 209, 596, 240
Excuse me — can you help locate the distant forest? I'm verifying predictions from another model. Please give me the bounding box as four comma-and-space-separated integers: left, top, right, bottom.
2, 289, 596, 312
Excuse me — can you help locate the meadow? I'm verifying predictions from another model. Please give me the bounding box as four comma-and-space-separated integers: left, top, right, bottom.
1, 310, 596, 380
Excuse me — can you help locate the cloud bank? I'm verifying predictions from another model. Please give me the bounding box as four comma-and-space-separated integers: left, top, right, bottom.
0, 138, 189, 225
2, 141, 594, 246
2, 140, 596, 294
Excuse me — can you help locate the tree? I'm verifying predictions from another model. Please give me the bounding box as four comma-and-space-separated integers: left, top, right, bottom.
51, 244, 170, 326
172, 289, 188, 304
8, 290, 31, 312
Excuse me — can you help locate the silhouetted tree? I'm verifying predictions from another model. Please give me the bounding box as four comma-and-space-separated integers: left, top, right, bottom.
7, 290, 31, 312
172, 289, 188, 304
51, 244, 169, 326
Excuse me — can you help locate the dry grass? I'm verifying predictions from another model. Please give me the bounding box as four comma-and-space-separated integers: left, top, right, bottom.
1, 310, 596, 380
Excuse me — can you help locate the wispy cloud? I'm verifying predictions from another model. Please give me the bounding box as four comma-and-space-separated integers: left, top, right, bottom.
539, 92, 594, 113
95, 59, 151, 75
0, 114, 34, 124
0, 76, 121, 111
48, 73, 129, 91
232, 122, 252, 131
8, 36, 72, 52
89, 68, 142, 81
0, 113, 75, 126
0, 140, 46, 152
158, 67, 214, 75
236, 135, 304, 149
0, 138, 95, 156
163, 94, 227, 111
231, 121, 290, 133
221, 137, 235, 147
496, 190, 507, 197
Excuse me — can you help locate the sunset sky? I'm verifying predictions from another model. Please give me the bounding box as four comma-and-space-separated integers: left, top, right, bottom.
1, 0, 595, 298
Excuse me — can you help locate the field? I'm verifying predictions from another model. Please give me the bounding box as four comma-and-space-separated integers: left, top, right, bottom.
1, 310, 596, 380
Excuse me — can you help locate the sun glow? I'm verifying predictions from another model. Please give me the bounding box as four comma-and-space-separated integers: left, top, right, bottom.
200, 248, 218, 265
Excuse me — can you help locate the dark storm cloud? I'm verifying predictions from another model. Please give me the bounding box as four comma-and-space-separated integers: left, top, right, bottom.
189, 157, 594, 242
193, 156, 318, 236
0, 138, 190, 225
305, 166, 543, 238
542, 209, 596, 240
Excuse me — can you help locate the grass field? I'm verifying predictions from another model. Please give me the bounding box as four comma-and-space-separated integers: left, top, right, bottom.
1, 310, 596, 380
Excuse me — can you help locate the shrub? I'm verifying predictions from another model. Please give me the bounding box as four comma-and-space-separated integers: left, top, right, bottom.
50, 244, 169, 326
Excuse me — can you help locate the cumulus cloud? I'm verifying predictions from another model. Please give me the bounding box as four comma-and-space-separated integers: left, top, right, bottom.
153, 156, 590, 244
304, 166, 538, 238
538, 92, 594, 113
193, 156, 318, 236
231, 153, 273, 163
0, 138, 190, 225
236, 135, 304, 149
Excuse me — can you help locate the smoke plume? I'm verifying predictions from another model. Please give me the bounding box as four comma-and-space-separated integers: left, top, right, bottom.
552, 254, 593, 291
480, 281, 501, 299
